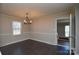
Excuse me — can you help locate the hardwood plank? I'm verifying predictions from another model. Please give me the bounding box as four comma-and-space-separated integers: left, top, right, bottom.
0, 39, 69, 55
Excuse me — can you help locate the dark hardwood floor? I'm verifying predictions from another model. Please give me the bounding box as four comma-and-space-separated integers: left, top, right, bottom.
58, 39, 70, 51
0, 39, 69, 55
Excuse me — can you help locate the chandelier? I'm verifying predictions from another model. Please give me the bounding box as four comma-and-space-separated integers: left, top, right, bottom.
24, 13, 32, 24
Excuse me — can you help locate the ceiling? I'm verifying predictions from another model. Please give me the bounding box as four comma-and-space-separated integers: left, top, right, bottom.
0, 3, 74, 19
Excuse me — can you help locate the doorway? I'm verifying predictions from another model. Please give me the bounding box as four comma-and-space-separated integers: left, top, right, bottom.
57, 18, 70, 54
57, 15, 75, 54
57, 19, 70, 46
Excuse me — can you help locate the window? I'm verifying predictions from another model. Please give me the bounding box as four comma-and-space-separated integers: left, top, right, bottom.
12, 21, 21, 35
65, 25, 70, 37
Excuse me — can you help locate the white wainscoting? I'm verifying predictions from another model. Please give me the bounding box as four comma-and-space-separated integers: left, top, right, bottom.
0, 32, 57, 47
30, 32, 57, 45
0, 32, 30, 47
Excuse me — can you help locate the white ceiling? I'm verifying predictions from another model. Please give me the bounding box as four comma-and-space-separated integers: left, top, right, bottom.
0, 3, 74, 19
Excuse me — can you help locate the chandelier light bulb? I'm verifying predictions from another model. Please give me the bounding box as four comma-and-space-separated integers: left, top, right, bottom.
30, 20, 32, 23
24, 20, 27, 24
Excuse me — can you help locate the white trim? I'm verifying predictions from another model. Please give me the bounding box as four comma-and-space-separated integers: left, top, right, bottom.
0, 38, 31, 47
0, 32, 30, 36
0, 32, 56, 39
30, 32, 56, 35
56, 17, 70, 21
0, 38, 56, 47
30, 38, 57, 46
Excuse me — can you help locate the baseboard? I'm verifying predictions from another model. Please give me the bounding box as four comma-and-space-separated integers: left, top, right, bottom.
0, 38, 57, 49
0, 38, 56, 48
30, 38, 57, 46
75, 52, 79, 55
0, 38, 31, 48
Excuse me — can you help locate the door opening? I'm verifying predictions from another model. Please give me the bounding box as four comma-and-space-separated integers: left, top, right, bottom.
57, 18, 70, 54
56, 15, 75, 55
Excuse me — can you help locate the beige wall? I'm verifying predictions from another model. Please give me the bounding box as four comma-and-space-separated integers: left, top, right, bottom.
30, 11, 69, 45
30, 16, 57, 45
0, 13, 30, 47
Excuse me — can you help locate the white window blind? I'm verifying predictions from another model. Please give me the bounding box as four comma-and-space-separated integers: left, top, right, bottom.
12, 21, 21, 35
